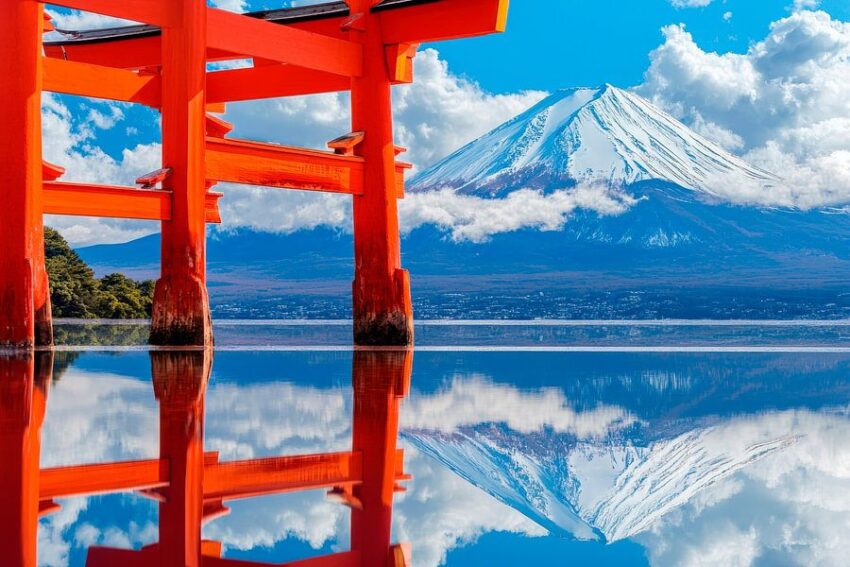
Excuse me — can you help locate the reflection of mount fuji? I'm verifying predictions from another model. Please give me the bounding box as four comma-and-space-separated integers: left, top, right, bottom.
79, 86, 850, 318
401, 353, 850, 543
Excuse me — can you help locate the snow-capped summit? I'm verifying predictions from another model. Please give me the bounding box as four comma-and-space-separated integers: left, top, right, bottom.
410, 84, 774, 195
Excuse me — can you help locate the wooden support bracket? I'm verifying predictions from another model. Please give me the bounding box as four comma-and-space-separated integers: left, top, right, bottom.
136, 167, 172, 189
385, 43, 418, 84
327, 486, 364, 510
205, 114, 234, 138
42, 161, 65, 182
328, 131, 365, 156
341, 12, 367, 33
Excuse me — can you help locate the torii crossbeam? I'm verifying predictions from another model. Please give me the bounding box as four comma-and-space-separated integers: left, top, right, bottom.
0, 0, 509, 348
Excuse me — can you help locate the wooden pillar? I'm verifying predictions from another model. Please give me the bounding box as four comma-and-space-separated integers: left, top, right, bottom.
151, 351, 211, 567
348, 0, 414, 346
0, 1, 53, 348
150, 0, 213, 346
0, 352, 52, 567
350, 349, 412, 567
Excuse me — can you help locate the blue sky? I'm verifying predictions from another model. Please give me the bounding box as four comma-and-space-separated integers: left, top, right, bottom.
436, 0, 850, 93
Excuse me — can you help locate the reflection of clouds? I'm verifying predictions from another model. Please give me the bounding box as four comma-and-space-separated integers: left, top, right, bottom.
41, 370, 158, 467
203, 491, 346, 552
204, 382, 351, 458
637, 410, 850, 567
38, 369, 160, 567
402, 375, 636, 437
38, 362, 850, 567
39, 498, 88, 567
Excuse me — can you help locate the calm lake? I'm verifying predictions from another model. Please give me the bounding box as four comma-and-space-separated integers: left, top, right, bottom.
7, 321, 850, 566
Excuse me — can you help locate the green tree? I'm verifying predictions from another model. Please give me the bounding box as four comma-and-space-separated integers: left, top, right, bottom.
44, 227, 154, 319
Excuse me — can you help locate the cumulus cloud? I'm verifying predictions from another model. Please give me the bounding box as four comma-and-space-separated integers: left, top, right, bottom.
210, 0, 248, 12
637, 10, 850, 208
402, 375, 636, 437
218, 183, 638, 243
400, 184, 638, 243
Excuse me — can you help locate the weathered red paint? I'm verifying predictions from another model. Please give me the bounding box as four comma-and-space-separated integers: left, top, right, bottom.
0, 1, 52, 348
150, 0, 214, 346
152, 351, 211, 567
349, 0, 414, 346
351, 348, 413, 566
0, 352, 52, 567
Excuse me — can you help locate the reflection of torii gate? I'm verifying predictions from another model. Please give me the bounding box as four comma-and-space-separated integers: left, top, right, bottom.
0, 348, 414, 566
0, 0, 509, 348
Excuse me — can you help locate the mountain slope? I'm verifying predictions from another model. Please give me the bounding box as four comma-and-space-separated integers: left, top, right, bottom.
409, 85, 774, 196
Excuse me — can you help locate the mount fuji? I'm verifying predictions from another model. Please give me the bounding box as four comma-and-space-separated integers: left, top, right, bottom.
409, 84, 774, 196
78, 85, 850, 319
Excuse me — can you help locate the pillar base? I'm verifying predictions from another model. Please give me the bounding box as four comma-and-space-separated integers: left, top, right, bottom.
0, 259, 52, 349
150, 275, 213, 346
35, 269, 53, 347
353, 269, 413, 347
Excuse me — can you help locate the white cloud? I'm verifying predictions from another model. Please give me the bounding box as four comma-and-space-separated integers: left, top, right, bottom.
402, 375, 635, 436
38, 498, 89, 567
669, 0, 713, 8
400, 184, 638, 243
46, 9, 137, 32
217, 183, 638, 243
637, 11, 850, 208
794, 0, 821, 10
210, 0, 248, 12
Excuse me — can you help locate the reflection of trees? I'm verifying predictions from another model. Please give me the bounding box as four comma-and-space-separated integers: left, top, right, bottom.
52, 324, 150, 347
52, 351, 80, 382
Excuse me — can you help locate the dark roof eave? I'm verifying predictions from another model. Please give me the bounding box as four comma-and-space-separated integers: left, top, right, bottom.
45, 0, 440, 47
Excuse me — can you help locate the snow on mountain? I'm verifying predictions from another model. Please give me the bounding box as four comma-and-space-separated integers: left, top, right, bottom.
403, 419, 799, 543
409, 84, 774, 196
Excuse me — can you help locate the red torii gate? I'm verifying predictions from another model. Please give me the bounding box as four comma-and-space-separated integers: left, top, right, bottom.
0, 0, 509, 348
0, 348, 414, 567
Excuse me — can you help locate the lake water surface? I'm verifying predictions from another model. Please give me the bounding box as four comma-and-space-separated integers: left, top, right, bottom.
6, 322, 850, 566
